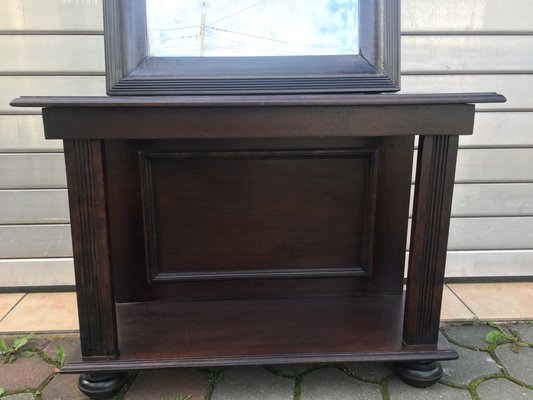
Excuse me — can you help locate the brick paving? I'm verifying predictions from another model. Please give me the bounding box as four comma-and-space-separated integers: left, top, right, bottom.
0, 322, 532, 399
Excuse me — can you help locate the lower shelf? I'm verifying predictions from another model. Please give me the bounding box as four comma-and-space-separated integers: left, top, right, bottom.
62, 294, 457, 373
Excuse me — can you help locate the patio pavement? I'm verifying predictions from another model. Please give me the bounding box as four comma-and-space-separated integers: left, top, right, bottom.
0, 282, 532, 399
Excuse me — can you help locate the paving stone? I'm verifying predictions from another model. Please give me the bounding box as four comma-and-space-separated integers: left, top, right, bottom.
42, 335, 81, 366
301, 367, 382, 400
2, 394, 35, 400
388, 378, 471, 400
125, 369, 209, 400
211, 367, 294, 400
495, 344, 533, 386
441, 324, 496, 350
344, 362, 394, 382
267, 364, 317, 376
476, 378, 533, 400
0, 354, 55, 392
0, 335, 50, 354
510, 323, 533, 343
441, 343, 501, 386
41, 373, 87, 400
24, 337, 51, 352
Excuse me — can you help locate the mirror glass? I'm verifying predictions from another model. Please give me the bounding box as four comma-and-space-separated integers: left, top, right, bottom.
146, 0, 359, 57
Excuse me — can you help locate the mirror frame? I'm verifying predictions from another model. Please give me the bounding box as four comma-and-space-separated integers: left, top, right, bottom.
104, 0, 400, 95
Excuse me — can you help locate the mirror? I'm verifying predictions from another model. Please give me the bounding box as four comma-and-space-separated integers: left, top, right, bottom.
146, 0, 359, 57
103, 0, 399, 95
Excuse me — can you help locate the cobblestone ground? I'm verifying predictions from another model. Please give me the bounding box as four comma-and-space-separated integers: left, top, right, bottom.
0, 323, 532, 399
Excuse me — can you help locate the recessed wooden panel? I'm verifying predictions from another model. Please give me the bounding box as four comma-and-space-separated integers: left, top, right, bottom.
105, 137, 413, 302
140, 149, 377, 281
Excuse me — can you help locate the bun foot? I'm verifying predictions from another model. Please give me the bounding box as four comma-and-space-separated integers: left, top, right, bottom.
395, 360, 443, 388
78, 372, 129, 399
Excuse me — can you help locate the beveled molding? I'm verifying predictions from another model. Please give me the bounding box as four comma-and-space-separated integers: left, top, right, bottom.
103, 0, 400, 95
138, 148, 379, 283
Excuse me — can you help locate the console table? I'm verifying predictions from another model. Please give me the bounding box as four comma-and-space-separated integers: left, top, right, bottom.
11, 93, 505, 399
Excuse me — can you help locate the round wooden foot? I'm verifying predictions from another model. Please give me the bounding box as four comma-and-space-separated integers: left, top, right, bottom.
395, 361, 443, 388
78, 372, 129, 400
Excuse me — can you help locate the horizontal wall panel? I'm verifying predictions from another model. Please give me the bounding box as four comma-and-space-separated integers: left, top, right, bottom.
408, 217, 533, 251
444, 250, 533, 278
0, 258, 74, 287
463, 112, 533, 147
0, 76, 106, 113
412, 149, 533, 183
455, 149, 533, 183
402, 75, 533, 110
402, 36, 533, 73
451, 184, 533, 216
0, 224, 72, 258
0, 153, 66, 189
448, 217, 533, 250
402, 0, 533, 32
0, 189, 69, 224
409, 183, 533, 217
0, 35, 104, 74
0, 0, 103, 32
0, 115, 61, 152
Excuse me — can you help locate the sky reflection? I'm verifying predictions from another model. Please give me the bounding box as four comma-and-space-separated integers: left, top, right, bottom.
147, 0, 359, 57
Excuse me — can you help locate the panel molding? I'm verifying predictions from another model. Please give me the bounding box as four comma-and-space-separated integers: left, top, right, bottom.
139, 148, 378, 282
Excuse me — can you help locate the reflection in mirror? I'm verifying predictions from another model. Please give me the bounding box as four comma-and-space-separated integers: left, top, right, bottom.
146, 0, 359, 57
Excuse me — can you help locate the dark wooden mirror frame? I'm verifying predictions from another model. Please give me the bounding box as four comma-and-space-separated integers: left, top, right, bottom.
103, 0, 400, 95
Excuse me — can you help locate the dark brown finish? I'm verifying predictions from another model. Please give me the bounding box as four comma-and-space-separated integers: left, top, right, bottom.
39, 105, 477, 140
10, 92, 506, 107
63, 140, 119, 359
103, 0, 400, 95
10, 93, 505, 388
140, 149, 376, 281
61, 295, 458, 373
78, 372, 128, 400
104, 136, 410, 302
403, 135, 459, 345
395, 361, 443, 388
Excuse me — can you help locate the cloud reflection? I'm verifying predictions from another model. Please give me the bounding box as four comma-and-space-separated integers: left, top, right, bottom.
146, 0, 359, 57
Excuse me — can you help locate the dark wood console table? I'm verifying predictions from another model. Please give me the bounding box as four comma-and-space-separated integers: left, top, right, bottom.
11, 93, 505, 398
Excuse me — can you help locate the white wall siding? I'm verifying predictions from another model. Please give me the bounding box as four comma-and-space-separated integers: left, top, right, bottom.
0, 115, 62, 152
0, 154, 66, 189
0, 1, 102, 288
0, 259, 74, 288
0, 0, 532, 288
402, 36, 533, 73
402, 75, 533, 111
464, 113, 533, 148
0, 35, 104, 74
0, 76, 106, 113
0, 225, 72, 258
0, 0, 103, 32
402, 0, 533, 32
0, 190, 69, 224
402, 0, 533, 280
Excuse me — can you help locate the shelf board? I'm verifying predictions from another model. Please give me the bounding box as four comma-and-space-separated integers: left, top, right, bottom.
62, 295, 457, 373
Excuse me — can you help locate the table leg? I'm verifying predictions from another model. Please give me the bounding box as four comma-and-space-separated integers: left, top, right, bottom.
400, 135, 459, 386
